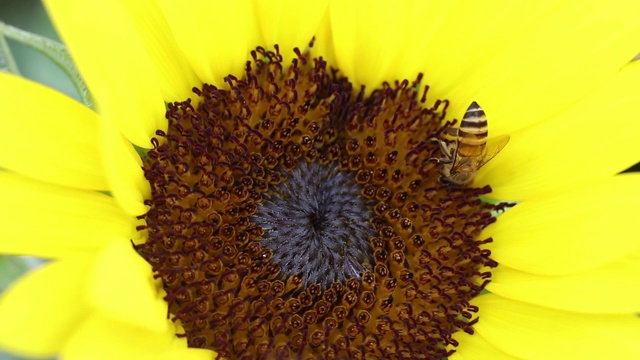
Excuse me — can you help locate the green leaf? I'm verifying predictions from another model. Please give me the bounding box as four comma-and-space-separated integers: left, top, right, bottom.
0, 26, 20, 75
0, 21, 92, 108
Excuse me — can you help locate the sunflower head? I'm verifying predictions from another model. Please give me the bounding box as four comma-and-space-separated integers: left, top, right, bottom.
4, 1, 640, 359
134, 45, 502, 359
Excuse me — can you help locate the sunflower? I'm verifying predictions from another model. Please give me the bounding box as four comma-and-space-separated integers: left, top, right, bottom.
1, 0, 640, 359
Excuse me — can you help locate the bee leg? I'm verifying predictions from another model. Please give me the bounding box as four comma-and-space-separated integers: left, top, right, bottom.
427, 156, 452, 165
437, 169, 451, 185
433, 138, 455, 159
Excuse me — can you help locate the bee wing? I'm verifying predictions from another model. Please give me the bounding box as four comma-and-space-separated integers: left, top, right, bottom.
475, 135, 510, 168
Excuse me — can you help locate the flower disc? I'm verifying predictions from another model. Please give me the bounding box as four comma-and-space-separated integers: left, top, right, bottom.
136, 45, 500, 359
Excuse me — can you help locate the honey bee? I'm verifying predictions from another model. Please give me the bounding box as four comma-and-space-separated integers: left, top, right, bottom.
431, 101, 510, 186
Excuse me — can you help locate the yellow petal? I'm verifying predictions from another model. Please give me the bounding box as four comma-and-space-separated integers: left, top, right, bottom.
474, 294, 640, 360
44, 0, 166, 147
398, 1, 640, 135
101, 116, 151, 217
329, 0, 419, 91
87, 240, 167, 333
158, 0, 260, 87
479, 60, 640, 199
0, 73, 107, 190
0, 257, 92, 357
119, 0, 201, 102
488, 251, 640, 314
484, 174, 640, 275
390, 0, 495, 110
310, 10, 336, 66
61, 314, 176, 360
450, 330, 522, 360
254, 0, 329, 61
0, 172, 136, 258
461, 1, 640, 136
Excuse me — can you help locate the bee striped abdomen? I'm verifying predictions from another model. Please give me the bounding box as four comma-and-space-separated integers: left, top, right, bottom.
457, 101, 488, 157
433, 101, 509, 186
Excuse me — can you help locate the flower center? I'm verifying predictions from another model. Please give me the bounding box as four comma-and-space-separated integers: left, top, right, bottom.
135, 43, 501, 359
253, 160, 375, 290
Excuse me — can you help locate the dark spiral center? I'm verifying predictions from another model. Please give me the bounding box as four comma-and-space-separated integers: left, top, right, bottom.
253, 161, 375, 289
